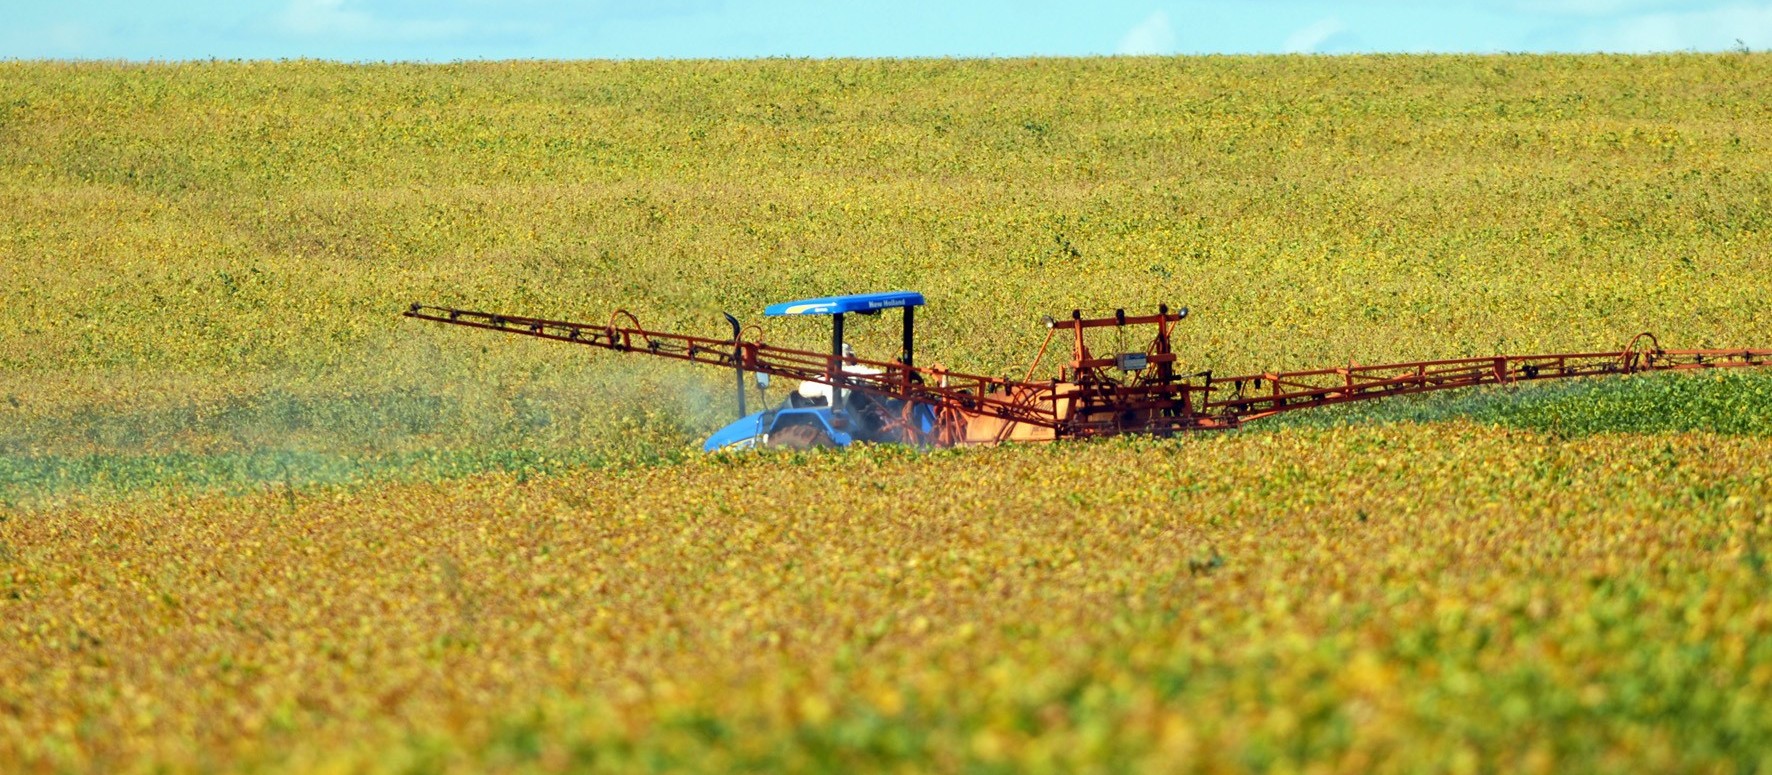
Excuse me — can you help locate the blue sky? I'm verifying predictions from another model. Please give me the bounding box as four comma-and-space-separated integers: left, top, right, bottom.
5, 1, 1771, 60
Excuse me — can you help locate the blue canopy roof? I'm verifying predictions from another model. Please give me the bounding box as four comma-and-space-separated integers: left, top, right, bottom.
764, 291, 925, 317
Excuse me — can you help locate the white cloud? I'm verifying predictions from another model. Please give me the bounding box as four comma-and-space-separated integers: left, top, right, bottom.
1497, 0, 1691, 16
1283, 17, 1348, 53
277, 0, 474, 41
1579, 3, 1772, 51
1117, 11, 1177, 55
40, 22, 103, 55
279, 0, 370, 37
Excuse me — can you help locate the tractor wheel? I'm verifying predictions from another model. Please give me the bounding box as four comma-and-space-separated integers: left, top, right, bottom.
767, 423, 836, 449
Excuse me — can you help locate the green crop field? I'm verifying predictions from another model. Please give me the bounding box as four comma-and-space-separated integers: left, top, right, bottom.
2, 55, 1771, 773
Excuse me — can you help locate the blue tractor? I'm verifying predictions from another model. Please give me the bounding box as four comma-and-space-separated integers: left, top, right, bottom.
702, 291, 938, 451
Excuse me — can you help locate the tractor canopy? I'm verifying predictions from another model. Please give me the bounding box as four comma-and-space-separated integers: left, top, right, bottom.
763, 291, 925, 316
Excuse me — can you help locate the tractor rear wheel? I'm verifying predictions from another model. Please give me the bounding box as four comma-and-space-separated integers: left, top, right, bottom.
767, 423, 836, 449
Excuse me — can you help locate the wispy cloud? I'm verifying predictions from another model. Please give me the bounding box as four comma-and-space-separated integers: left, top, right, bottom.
1284, 17, 1349, 53
1577, 2, 1772, 50
1117, 10, 1176, 55
277, 0, 475, 41
1493, 0, 1695, 17
43, 22, 103, 55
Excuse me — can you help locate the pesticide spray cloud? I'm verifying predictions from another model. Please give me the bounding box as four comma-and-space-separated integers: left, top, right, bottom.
0, 327, 740, 507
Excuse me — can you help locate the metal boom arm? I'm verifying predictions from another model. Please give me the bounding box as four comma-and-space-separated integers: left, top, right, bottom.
405, 304, 1771, 441
1206, 332, 1770, 421
403, 304, 1066, 430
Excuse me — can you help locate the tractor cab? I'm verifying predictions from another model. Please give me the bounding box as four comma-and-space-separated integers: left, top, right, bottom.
702, 291, 936, 451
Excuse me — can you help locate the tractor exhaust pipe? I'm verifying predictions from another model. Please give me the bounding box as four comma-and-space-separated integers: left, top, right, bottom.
723, 312, 746, 419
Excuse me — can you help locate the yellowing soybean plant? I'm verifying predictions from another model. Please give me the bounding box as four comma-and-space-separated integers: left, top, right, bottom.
3, 56, 1772, 773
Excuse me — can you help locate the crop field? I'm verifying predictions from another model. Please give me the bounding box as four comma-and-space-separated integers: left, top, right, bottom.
2, 55, 1771, 772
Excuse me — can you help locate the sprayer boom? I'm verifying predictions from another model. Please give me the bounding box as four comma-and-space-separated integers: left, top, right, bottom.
404, 300, 1771, 448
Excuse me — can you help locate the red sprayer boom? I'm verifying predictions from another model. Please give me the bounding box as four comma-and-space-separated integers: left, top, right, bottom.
404, 300, 1770, 448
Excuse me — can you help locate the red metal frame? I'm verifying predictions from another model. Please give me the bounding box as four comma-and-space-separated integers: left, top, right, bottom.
404, 303, 1771, 446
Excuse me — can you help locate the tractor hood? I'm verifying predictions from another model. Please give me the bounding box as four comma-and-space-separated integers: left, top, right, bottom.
702, 412, 766, 452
